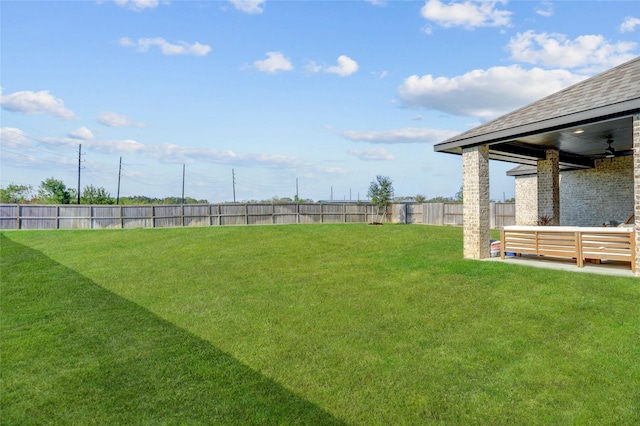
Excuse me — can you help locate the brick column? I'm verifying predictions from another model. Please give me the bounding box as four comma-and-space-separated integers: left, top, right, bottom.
462, 145, 490, 259
634, 114, 640, 277
537, 149, 560, 225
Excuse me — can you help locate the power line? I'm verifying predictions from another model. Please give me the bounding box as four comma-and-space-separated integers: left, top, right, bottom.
0, 135, 77, 160
0, 147, 75, 166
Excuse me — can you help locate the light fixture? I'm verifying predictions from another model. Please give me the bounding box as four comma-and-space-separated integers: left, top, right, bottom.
605, 139, 616, 158
573, 129, 584, 134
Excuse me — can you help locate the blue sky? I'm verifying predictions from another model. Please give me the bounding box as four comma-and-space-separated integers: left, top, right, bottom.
1, 0, 639, 203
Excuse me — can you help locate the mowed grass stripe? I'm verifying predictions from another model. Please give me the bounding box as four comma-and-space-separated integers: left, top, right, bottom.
2, 224, 639, 424
1, 234, 346, 425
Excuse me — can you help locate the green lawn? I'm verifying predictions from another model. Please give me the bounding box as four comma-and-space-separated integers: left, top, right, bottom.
2, 224, 639, 425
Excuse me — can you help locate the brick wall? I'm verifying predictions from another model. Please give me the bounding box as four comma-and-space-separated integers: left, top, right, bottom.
560, 155, 634, 226
514, 155, 633, 227
514, 175, 538, 225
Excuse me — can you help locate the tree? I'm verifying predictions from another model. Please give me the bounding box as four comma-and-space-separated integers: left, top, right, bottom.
272, 196, 293, 204
393, 196, 413, 203
81, 185, 114, 205
0, 184, 34, 203
367, 175, 394, 224
454, 185, 463, 203
414, 194, 426, 203
38, 178, 71, 204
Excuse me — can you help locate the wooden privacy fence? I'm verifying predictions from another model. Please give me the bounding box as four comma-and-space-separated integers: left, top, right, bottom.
0, 202, 515, 230
402, 202, 515, 227
0, 203, 385, 230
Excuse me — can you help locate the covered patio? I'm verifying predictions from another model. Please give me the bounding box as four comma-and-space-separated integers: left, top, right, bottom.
434, 57, 640, 276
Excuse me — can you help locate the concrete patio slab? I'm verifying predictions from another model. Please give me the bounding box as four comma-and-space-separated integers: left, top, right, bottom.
483, 254, 636, 278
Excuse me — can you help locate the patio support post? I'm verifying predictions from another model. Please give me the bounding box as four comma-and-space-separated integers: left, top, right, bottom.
462, 145, 490, 259
537, 149, 560, 225
634, 113, 640, 277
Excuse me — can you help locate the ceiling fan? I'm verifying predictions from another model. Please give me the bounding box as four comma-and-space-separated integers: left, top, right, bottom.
594, 136, 632, 159
604, 138, 616, 158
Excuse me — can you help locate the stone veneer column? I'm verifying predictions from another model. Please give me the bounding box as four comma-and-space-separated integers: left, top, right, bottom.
537, 149, 560, 225
462, 145, 490, 259
634, 113, 640, 277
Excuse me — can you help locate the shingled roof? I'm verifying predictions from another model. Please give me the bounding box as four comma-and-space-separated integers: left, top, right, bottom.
434, 57, 640, 163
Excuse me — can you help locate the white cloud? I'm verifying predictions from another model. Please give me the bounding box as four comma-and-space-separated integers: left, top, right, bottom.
253, 51, 294, 73
119, 37, 211, 56
306, 55, 359, 77
325, 55, 359, 76
39, 134, 237, 164
0, 127, 31, 148
68, 127, 95, 141
113, 0, 159, 11
304, 61, 323, 74
365, 0, 387, 6
348, 147, 394, 161
341, 127, 459, 144
420, 0, 512, 29
620, 16, 640, 33
151, 144, 237, 164
240, 153, 299, 167
507, 30, 637, 72
105, 139, 149, 153
535, 0, 553, 17
222, 152, 347, 177
398, 65, 586, 120
0, 129, 73, 168
229, 0, 265, 14
98, 111, 144, 127
119, 37, 135, 47
0, 89, 75, 119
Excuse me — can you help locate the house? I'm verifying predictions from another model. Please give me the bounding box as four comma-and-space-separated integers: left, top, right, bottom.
433, 56, 640, 276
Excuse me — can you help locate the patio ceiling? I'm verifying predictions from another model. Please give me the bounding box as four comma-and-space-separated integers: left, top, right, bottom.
434, 57, 640, 170
486, 115, 634, 170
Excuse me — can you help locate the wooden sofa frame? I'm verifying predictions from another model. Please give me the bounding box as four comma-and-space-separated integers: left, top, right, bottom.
500, 226, 636, 272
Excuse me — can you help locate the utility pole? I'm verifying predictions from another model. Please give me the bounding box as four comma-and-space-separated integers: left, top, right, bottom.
77, 144, 82, 204
296, 178, 299, 202
232, 168, 236, 203
182, 164, 185, 204
116, 157, 122, 205
331, 186, 333, 201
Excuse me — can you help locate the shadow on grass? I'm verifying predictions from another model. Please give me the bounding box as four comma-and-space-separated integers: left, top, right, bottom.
1, 234, 345, 425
